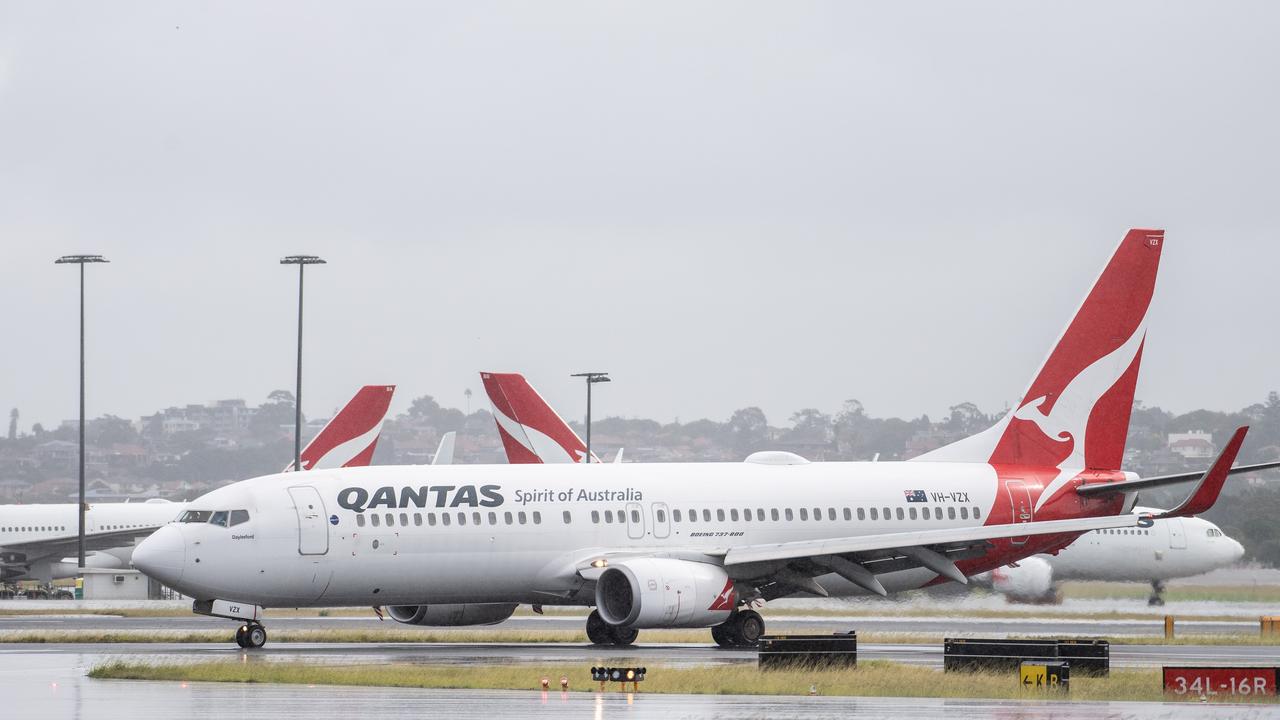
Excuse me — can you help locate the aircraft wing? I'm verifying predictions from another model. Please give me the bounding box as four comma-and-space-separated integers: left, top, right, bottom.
714, 512, 1143, 598
1, 527, 159, 563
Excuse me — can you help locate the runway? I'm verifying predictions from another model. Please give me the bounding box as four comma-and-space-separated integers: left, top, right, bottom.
0, 611, 1262, 638
5, 640, 1277, 669
4, 649, 1274, 720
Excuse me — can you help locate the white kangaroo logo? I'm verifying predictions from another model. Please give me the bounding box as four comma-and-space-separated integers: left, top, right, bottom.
1016, 322, 1147, 510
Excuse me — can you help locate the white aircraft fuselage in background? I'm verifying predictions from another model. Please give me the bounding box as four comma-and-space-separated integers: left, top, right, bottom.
0, 500, 184, 582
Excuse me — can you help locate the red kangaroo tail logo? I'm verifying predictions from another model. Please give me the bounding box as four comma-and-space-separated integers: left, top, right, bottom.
481, 372, 595, 463
914, 229, 1164, 506
708, 579, 737, 611
288, 385, 396, 471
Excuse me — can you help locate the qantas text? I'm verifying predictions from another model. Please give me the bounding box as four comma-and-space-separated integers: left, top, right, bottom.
337, 485, 504, 512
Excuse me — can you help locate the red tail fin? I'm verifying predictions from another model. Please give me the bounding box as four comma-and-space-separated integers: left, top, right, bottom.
915, 229, 1163, 472
288, 385, 396, 471
481, 372, 594, 463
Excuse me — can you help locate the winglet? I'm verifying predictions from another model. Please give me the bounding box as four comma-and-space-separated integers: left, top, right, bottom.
431, 431, 456, 466
1155, 426, 1248, 518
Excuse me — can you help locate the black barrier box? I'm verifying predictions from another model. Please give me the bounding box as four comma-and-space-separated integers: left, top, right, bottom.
758, 632, 857, 670
944, 638, 1110, 676
944, 639, 1058, 673
1056, 639, 1109, 677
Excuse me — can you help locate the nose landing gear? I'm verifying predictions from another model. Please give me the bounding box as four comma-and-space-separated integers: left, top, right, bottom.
234, 623, 268, 649
1147, 579, 1167, 606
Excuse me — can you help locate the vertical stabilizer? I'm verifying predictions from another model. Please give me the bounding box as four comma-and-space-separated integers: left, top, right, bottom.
481, 372, 597, 463
286, 384, 396, 471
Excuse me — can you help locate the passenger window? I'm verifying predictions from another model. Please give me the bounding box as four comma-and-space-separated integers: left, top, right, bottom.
605, 510, 614, 523
471, 512, 481, 525
592, 511, 601, 524
883, 507, 891, 520
909, 507, 917, 520
812, 507, 821, 521
870, 508, 878, 520
414, 513, 422, 527
458, 512, 467, 526
973, 507, 981, 520
533, 512, 542, 525
428, 513, 437, 526
771, 509, 780, 521
400, 513, 409, 527
689, 509, 696, 521
441, 513, 450, 526
371, 514, 381, 527
356, 514, 366, 527
656, 509, 666, 523
895, 508, 904, 521
229, 510, 250, 527
800, 508, 809, 521
757, 509, 765, 521
385, 513, 394, 526
712, 509, 721, 522
702, 509, 712, 522
785, 508, 794, 521
504, 512, 513, 524
857, 508, 865, 521
960, 507, 969, 520
518, 512, 527, 525
829, 508, 837, 521
489, 512, 498, 525
672, 509, 681, 522
563, 510, 572, 524
843, 508, 852, 521
730, 509, 739, 522
947, 507, 956, 520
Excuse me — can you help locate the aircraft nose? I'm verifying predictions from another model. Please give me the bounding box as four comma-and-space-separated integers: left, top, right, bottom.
1230, 538, 1246, 562
132, 524, 185, 586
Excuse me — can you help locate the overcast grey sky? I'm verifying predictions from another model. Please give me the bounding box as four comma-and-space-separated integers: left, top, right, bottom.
1, 2, 1276, 431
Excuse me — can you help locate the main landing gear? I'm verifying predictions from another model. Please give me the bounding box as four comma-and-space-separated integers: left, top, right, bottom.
712, 608, 765, 648
234, 623, 268, 649
1148, 579, 1167, 607
586, 609, 639, 646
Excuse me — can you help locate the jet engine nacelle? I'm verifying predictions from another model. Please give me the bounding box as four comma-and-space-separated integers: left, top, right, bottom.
595, 558, 736, 628
386, 603, 518, 626
989, 556, 1059, 604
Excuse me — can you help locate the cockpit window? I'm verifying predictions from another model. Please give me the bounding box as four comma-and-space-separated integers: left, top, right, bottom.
209, 511, 229, 528
1206, 528, 1222, 537
229, 510, 250, 527
180, 510, 213, 523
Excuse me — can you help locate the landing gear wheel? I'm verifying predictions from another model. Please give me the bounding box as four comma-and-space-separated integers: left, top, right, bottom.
736, 610, 765, 647
234, 625, 249, 648
711, 624, 734, 648
586, 610, 612, 645
608, 625, 638, 646
244, 623, 267, 649
1147, 580, 1167, 607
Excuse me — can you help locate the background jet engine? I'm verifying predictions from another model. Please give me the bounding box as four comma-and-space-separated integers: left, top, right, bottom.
386, 603, 517, 626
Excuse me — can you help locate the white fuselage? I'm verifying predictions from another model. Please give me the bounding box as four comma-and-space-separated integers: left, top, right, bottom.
133, 460, 1090, 609
1043, 512, 1242, 582
0, 501, 184, 582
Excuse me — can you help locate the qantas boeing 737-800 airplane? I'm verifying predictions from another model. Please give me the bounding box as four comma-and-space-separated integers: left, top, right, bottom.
487, 371, 1251, 605
132, 230, 1279, 649
0, 385, 396, 587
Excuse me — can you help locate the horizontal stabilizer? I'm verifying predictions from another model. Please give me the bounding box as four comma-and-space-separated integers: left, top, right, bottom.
1077, 427, 1254, 516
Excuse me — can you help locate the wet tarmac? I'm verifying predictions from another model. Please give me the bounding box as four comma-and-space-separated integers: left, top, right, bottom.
6, 650, 1275, 720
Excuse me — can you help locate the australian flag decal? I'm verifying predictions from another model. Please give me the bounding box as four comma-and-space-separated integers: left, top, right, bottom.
904, 490, 927, 503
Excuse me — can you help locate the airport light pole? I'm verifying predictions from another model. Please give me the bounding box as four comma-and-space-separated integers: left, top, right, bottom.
54, 254, 109, 571
570, 372, 610, 463
280, 255, 325, 472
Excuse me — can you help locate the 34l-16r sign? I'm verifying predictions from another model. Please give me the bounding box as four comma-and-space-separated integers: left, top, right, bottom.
1163, 667, 1277, 698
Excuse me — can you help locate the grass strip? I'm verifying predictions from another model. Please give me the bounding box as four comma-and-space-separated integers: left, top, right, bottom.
87, 659, 1278, 703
